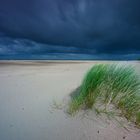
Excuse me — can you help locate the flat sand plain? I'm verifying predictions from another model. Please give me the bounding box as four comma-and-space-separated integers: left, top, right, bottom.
0, 61, 140, 140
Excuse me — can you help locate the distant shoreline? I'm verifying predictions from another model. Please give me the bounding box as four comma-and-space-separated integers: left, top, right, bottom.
0, 60, 134, 66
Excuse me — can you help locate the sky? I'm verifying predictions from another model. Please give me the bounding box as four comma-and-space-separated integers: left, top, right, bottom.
0, 0, 140, 60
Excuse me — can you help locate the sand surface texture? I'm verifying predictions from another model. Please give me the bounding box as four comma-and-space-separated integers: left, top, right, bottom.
0, 61, 140, 140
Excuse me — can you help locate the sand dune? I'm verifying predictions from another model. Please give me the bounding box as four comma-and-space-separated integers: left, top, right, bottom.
0, 61, 139, 140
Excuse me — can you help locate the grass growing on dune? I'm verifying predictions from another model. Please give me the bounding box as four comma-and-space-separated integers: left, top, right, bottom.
68, 64, 140, 126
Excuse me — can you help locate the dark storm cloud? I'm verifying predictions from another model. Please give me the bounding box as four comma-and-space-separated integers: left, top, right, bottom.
0, 0, 140, 59
0, 37, 97, 56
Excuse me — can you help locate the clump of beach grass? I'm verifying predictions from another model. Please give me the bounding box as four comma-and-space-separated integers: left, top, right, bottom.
68, 64, 140, 126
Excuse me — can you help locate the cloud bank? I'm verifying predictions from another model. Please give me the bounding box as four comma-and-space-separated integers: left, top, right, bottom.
0, 0, 140, 59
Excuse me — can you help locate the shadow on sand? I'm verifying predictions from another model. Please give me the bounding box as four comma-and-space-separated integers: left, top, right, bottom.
69, 86, 81, 99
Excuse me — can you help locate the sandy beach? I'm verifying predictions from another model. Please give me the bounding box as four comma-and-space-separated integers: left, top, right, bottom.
0, 61, 140, 140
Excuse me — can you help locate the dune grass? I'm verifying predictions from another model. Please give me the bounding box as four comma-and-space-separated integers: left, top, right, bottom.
68, 64, 140, 126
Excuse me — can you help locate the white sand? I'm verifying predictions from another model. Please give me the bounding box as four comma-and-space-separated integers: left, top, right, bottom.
0, 61, 139, 140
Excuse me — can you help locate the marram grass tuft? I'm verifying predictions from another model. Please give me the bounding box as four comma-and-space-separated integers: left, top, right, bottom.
68, 64, 140, 126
